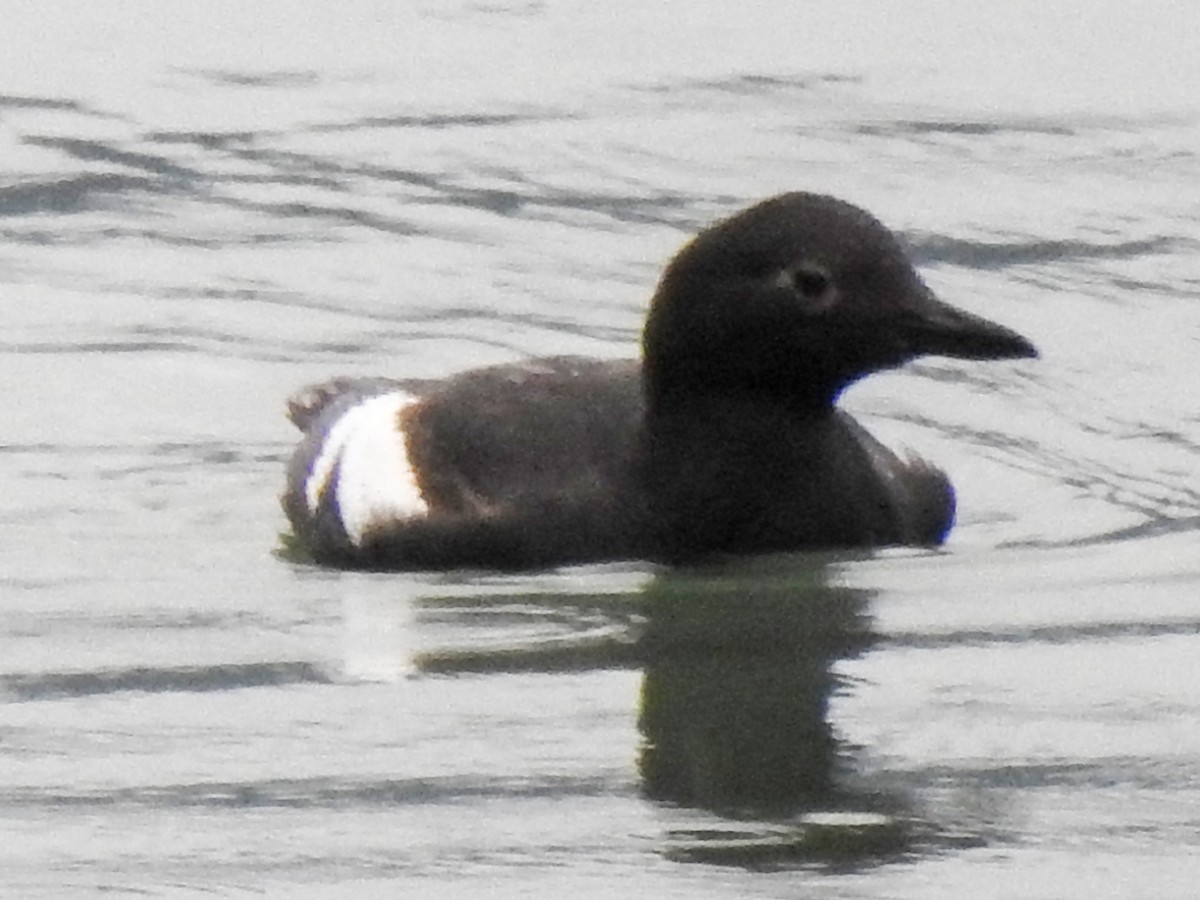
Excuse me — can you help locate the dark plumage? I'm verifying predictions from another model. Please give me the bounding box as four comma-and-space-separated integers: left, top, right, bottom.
282, 192, 1036, 570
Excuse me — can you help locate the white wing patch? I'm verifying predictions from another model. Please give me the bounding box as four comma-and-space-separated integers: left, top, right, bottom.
304, 392, 428, 546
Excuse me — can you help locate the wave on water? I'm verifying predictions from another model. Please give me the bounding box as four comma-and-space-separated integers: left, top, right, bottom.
908, 233, 1183, 270
0, 173, 167, 217
856, 119, 1076, 137
0, 772, 629, 810
886, 615, 1200, 651
1, 661, 332, 702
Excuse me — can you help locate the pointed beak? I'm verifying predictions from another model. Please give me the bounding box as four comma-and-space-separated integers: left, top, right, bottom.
900, 290, 1038, 362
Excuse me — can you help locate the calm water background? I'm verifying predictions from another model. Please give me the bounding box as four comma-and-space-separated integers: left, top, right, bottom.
3, 2, 1200, 897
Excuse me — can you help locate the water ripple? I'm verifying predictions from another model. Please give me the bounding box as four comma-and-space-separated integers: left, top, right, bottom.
909, 234, 1181, 269
0, 772, 629, 810
2, 661, 332, 702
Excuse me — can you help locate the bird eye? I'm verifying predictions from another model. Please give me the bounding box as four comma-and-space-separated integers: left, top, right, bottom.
792, 266, 830, 300
772, 264, 833, 307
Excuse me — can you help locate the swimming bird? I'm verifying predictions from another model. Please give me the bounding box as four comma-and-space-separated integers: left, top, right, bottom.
282, 192, 1036, 570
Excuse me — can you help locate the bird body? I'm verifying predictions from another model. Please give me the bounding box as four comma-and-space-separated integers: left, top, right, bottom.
283, 193, 1036, 570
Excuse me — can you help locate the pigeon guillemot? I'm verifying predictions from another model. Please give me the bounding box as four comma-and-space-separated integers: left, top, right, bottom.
282, 192, 1037, 570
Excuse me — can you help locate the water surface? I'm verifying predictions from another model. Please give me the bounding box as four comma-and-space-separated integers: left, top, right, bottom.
2, 2, 1199, 897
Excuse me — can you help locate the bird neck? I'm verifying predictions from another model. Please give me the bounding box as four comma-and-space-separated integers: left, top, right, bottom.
641, 354, 844, 421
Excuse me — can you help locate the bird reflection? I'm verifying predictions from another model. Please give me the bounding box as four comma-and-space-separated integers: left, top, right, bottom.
637, 559, 874, 814
405, 553, 921, 867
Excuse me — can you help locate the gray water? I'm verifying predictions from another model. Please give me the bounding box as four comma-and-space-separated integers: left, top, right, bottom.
3, 2, 1200, 897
